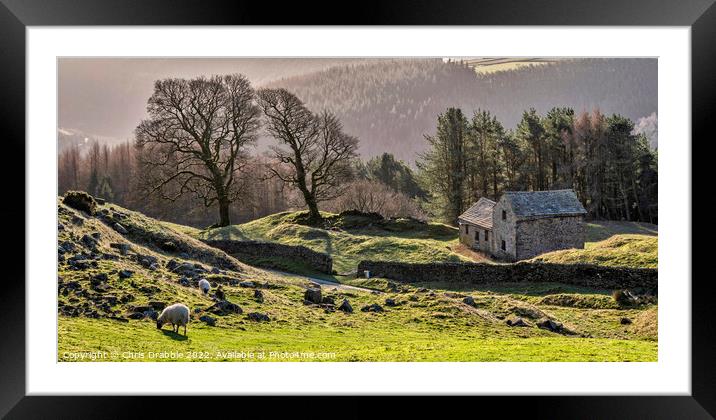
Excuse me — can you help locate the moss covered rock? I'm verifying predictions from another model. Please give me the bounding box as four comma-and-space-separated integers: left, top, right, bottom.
63, 191, 97, 215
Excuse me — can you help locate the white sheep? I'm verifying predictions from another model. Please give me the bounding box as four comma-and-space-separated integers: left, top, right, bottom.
156, 303, 190, 336
198, 278, 210, 295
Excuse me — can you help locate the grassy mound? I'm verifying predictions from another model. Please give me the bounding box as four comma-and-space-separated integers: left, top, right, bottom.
539, 293, 621, 309
529, 234, 657, 268
199, 211, 468, 274
585, 221, 657, 243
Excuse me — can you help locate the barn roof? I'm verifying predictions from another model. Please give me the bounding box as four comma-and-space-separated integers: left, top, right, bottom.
458, 197, 496, 229
503, 189, 587, 220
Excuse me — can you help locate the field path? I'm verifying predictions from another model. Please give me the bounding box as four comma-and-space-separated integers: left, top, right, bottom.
265, 269, 381, 294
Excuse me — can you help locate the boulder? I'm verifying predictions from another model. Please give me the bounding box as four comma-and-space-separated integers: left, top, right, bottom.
304, 288, 322, 304
620, 317, 633, 325
214, 286, 226, 300
160, 241, 179, 252
613, 289, 638, 306
143, 310, 159, 320
148, 301, 166, 310
109, 243, 131, 255
118, 270, 134, 279
246, 312, 270, 322
239, 281, 256, 288
208, 299, 242, 315
322, 296, 335, 305
127, 312, 144, 320
166, 259, 179, 270
385, 298, 398, 307
81, 234, 98, 249
462, 296, 476, 307
62, 191, 97, 215
91, 272, 109, 283
254, 289, 264, 303
506, 317, 530, 327
113, 223, 129, 235
361, 303, 384, 313
338, 299, 353, 313
199, 315, 216, 326
537, 319, 564, 333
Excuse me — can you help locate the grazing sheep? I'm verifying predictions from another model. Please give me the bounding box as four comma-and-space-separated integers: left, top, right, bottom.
198, 279, 210, 295
156, 303, 190, 336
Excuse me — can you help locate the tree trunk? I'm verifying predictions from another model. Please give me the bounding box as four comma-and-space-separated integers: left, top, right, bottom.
218, 196, 231, 227
305, 194, 322, 224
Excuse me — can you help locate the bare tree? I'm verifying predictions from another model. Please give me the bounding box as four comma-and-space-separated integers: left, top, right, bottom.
257, 88, 358, 224
135, 74, 260, 226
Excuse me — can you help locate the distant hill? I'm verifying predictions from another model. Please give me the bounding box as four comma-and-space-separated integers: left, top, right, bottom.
266, 58, 657, 163
57, 128, 124, 154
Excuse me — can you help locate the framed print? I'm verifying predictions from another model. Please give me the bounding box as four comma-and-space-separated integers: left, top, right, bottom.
2, 0, 713, 417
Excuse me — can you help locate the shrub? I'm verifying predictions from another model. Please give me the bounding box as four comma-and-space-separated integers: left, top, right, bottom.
62, 191, 97, 215
612, 289, 637, 306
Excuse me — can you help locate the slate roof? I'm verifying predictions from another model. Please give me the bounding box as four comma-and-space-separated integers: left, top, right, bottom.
458, 197, 496, 229
503, 189, 587, 220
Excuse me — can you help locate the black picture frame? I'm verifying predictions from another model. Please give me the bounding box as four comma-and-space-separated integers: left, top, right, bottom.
1, 0, 711, 417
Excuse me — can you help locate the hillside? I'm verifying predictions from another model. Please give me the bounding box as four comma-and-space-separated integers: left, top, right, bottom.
267, 58, 657, 162
58, 199, 657, 361
530, 222, 658, 268
198, 211, 469, 275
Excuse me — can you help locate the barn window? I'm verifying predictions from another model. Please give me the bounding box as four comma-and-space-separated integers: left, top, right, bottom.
502, 210, 507, 220
475, 230, 479, 240
501, 239, 506, 251
484, 230, 489, 241
465, 225, 469, 234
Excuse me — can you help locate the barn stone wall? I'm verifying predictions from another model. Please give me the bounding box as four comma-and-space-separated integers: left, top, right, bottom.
357, 260, 657, 292
515, 216, 585, 260
458, 222, 477, 249
203, 239, 333, 274
491, 197, 517, 260
458, 222, 492, 253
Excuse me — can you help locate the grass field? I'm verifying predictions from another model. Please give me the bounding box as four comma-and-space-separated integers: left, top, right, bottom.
59, 274, 657, 362
197, 211, 470, 275
58, 200, 658, 362
532, 222, 658, 268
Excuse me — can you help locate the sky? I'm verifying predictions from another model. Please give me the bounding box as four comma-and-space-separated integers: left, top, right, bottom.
58, 58, 403, 142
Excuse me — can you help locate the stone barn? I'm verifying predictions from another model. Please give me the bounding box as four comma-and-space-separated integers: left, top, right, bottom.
458, 189, 587, 261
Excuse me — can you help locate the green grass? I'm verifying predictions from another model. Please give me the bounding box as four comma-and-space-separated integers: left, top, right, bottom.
59, 315, 656, 362
57, 200, 658, 362
584, 221, 658, 243
197, 211, 469, 274
530, 234, 657, 268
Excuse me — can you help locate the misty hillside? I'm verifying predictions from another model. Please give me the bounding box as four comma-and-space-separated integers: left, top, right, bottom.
266, 58, 657, 162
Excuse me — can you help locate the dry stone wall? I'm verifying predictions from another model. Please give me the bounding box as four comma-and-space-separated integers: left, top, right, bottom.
357, 260, 657, 291
204, 240, 333, 274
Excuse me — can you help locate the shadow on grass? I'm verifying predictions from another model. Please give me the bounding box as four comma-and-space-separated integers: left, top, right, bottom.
585, 221, 658, 242
203, 225, 250, 241
409, 281, 613, 297
161, 329, 188, 341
